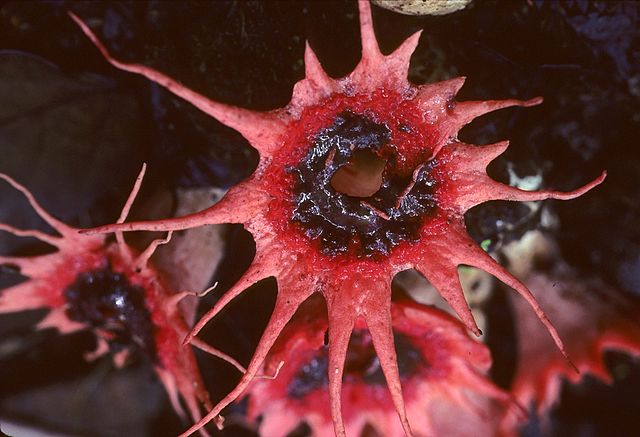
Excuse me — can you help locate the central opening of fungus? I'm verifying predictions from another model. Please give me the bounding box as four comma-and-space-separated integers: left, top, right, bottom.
291, 111, 438, 258
330, 149, 386, 197
288, 331, 424, 399
64, 266, 156, 359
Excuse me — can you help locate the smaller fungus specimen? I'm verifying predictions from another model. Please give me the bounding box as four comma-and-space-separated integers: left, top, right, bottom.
72, 0, 605, 435
246, 298, 517, 437
0, 168, 241, 432
500, 233, 640, 433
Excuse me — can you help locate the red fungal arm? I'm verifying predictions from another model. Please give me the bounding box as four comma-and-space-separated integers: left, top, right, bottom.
68, 12, 286, 157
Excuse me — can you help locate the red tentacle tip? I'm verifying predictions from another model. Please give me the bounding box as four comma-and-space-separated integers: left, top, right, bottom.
525, 96, 544, 106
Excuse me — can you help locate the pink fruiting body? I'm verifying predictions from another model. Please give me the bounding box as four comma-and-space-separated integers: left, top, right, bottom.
69, 1, 606, 435
0, 167, 243, 433
247, 298, 518, 437
503, 237, 640, 432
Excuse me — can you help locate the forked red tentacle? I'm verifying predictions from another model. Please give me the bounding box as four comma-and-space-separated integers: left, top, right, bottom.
184, 245, 282, 344
456, 170, 606, 210
430, 97, 543, 158
68, 12, 285, 158
446, 226, 576, 370
436, 142, 607, 212
179, 288, 313, 437
438, 141, 607, 211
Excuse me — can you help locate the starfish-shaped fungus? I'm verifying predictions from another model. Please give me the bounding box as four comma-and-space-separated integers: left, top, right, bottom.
71, 1, 605, 435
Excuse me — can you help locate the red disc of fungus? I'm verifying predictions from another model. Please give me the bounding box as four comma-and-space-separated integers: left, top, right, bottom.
70, 1, 606, 436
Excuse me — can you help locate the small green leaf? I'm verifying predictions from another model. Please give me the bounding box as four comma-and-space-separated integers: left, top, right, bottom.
480, 239, 491, 252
